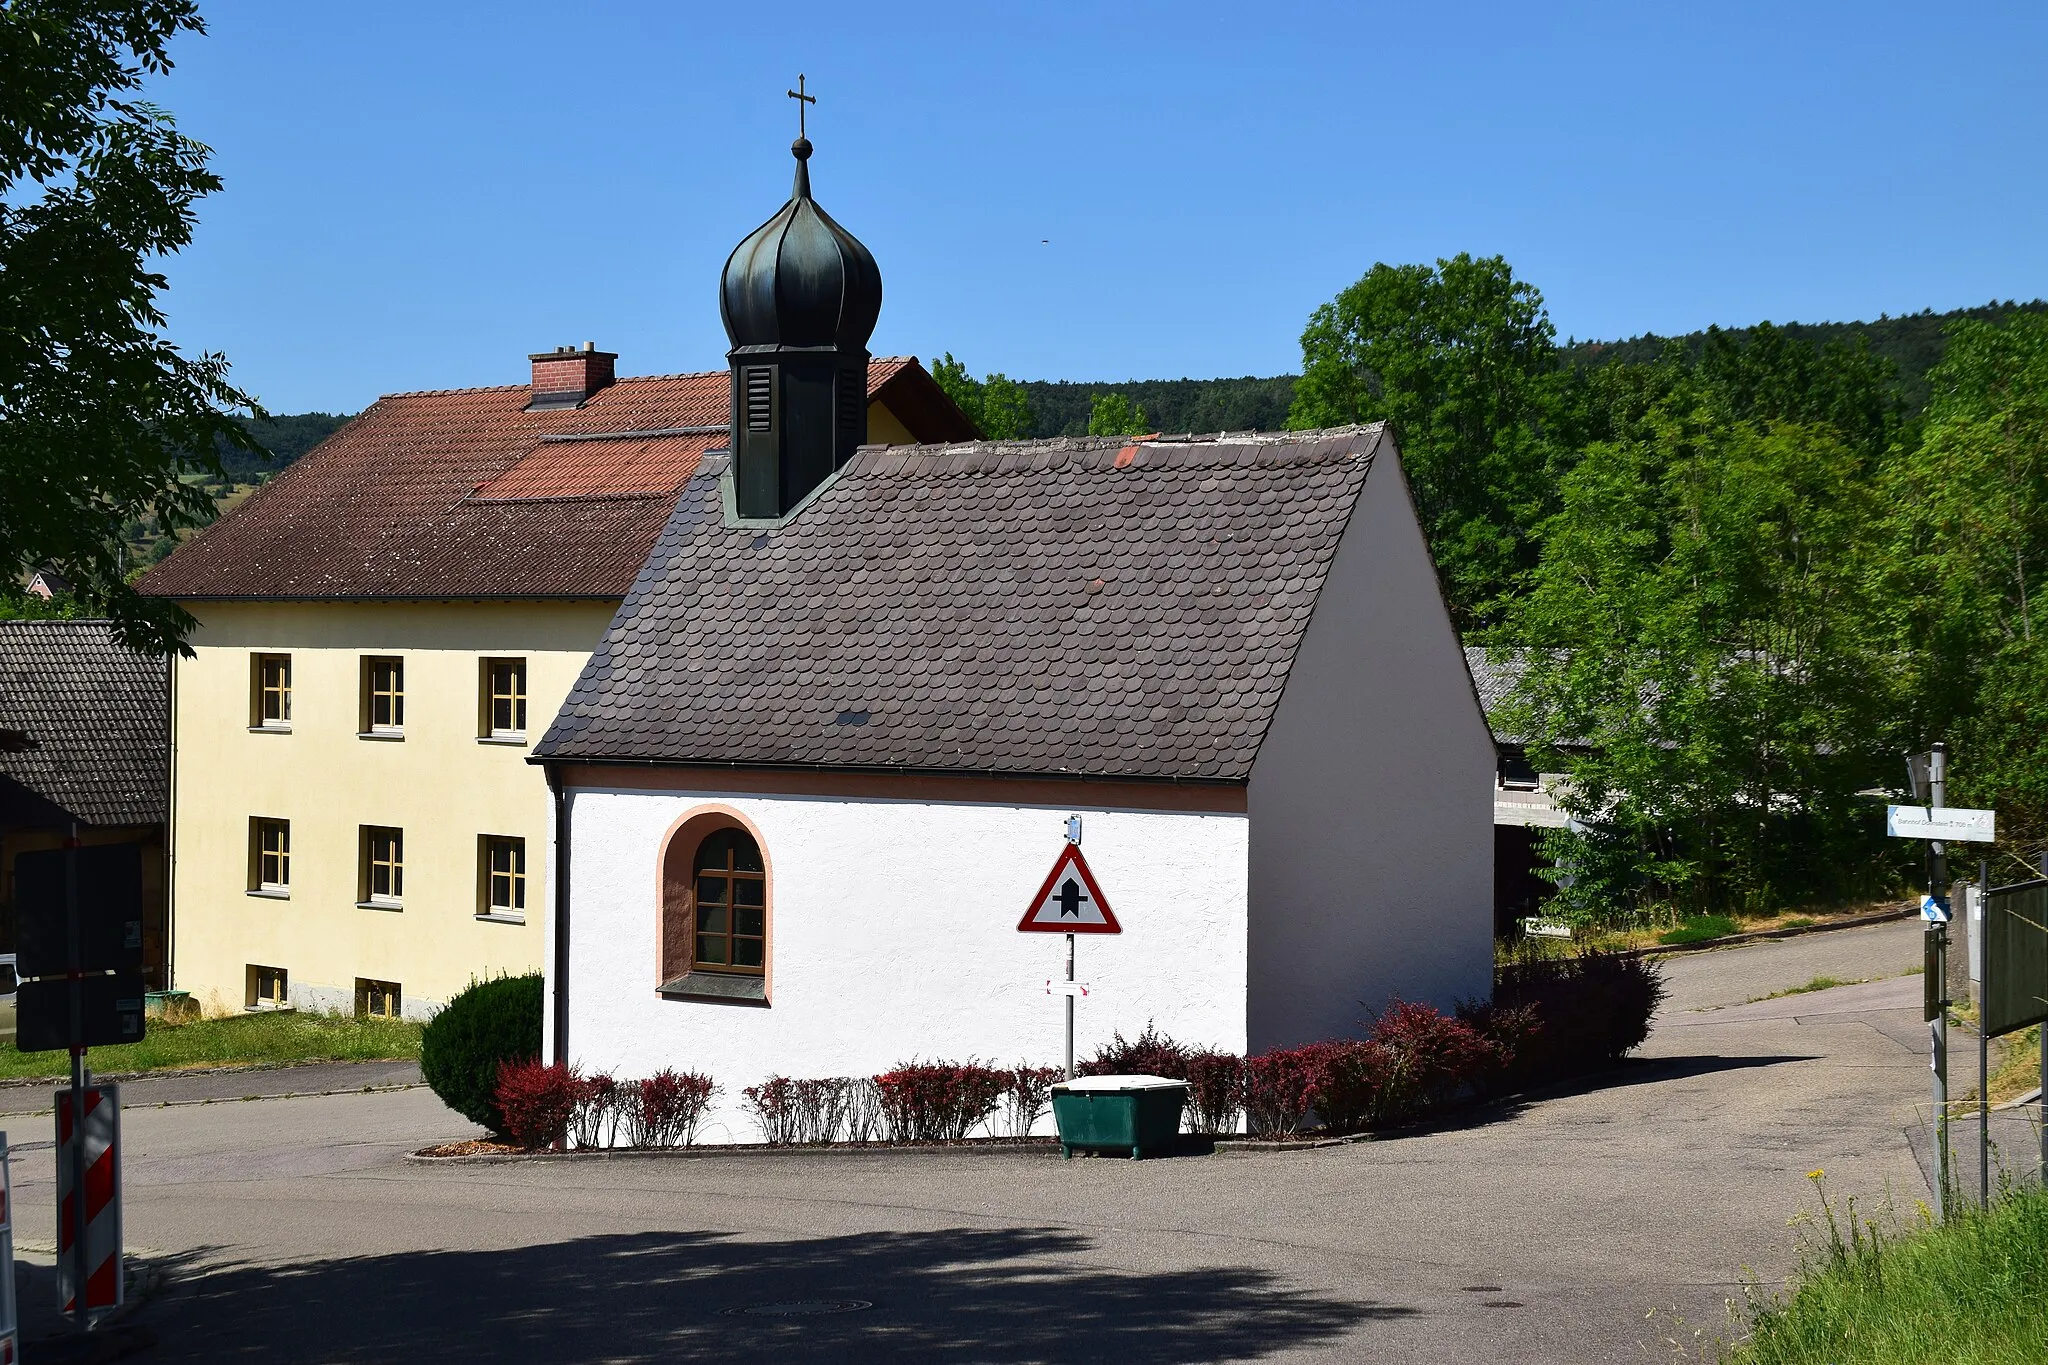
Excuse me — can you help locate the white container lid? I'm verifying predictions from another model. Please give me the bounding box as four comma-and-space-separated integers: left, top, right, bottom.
1052, 1074, 1187, 1092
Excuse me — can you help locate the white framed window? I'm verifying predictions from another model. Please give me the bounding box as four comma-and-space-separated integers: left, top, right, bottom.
356, 978, 402, 1020
249, 817, 291, 894
360, 826, 404, 906
247, 964, 289, 1010
479, 835, 526, 919
251, 654, 292, 729
362, 656, 404, 735
481, 658, 528, 738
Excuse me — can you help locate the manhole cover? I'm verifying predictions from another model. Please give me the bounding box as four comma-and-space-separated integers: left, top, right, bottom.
723, 1299, 873, 1318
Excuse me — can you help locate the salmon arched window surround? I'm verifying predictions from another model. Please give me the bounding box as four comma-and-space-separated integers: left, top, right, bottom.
659, 809, 771, 1000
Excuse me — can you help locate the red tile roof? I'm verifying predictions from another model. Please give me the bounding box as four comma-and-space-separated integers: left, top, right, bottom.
139, 358, 973, 600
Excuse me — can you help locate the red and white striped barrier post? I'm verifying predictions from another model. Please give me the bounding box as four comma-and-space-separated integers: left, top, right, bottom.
55, 1083, 121, 1319
0, 1131, 18, 1363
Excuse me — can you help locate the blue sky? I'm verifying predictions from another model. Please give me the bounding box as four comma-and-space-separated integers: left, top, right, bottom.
150, 1, 2047, 414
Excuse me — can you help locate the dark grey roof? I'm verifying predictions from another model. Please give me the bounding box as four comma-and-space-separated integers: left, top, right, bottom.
0, 621, 167, 826
538, 426, 1390, 780
1464, 646, 1521, 714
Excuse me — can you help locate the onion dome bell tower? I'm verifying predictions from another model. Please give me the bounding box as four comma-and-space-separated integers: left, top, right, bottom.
720, 97, 882, 520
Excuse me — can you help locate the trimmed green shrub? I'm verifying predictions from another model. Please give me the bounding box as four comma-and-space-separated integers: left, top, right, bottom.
1473, 949, 1666, 1087
421, 973, 543, 1135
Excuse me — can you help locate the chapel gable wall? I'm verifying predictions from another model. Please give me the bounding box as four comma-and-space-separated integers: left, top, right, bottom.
1245, 438, 1496, 1051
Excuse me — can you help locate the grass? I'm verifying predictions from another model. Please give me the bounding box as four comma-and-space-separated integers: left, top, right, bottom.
1658, 914, 1743, 946
1986, 1025, 2042, 1107
1726, 1175, 2048, 1364
1748, 975, 1858, 1004
0, 1010, 421, 1081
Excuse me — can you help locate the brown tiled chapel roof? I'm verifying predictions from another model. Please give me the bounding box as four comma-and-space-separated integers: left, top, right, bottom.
138, 358, 970, 601
536, 425, 1391, 782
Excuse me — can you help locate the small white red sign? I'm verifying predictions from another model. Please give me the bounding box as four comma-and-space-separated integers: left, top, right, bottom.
1018, 844, 1120, 934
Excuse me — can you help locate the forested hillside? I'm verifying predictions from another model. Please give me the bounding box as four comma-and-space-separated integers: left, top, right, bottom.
220, 411, 353, 479
998, 299, 2046, 438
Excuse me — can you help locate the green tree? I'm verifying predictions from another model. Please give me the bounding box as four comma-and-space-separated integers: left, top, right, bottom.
1500, 389, 1900, 922
1086, 391, 1149, 437
931, 352, 983, 432
1, 1, 263, 656
1289, 254, 1563, 627
929, 354, 1033, 438
1884, 315, 2048, 869
978, 373, 1034, 439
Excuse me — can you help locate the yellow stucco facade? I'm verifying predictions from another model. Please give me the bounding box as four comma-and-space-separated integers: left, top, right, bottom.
168, 599, 615, 1017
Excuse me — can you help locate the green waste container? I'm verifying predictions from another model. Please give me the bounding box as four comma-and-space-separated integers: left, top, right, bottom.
1051, 1075, 1188, 1160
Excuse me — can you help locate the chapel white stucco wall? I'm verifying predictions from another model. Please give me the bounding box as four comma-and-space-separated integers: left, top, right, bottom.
563, 787, 1248, 1144
1245, 439, 1495, 1050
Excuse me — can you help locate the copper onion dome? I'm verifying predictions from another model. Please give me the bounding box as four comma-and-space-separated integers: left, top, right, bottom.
719, 137, 882, 352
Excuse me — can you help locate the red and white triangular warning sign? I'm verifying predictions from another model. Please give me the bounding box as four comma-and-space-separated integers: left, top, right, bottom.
1018, 843, 1120, 934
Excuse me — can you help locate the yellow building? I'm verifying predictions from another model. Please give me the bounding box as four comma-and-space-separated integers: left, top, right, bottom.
141, 351, 973, 1016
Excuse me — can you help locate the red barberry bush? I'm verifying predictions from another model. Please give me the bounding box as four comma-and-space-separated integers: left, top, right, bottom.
627, 1069, 718, 1147
1184, 1050, 1245, 1135
494, 1059, 580, 1150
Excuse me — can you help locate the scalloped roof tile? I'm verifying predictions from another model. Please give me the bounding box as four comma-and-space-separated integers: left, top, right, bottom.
536, 425, 1390, 781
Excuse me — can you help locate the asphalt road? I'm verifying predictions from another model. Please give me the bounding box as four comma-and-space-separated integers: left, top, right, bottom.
9, 918, 1995, 1364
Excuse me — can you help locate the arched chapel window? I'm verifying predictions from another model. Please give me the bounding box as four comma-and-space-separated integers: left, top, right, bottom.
660, 817, 770, 1000
691, 829, 766, 973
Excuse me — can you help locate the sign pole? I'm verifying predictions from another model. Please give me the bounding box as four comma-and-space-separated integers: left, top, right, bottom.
63, 827, 89, 1333
1929, 744, 1951, 1221
1065, 932, 1076, 1081
1978, 857, 1991, 1209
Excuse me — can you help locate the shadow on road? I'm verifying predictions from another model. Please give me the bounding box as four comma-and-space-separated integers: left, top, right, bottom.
1368, 1053, 1822, 1143
135, 1227, 1404, 1363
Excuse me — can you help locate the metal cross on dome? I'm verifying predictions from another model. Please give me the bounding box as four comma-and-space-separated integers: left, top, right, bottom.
787, 74, 816, 139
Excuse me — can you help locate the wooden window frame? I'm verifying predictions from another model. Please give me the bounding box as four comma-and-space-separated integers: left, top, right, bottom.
246, 964, 289, 1010
249, 817, 291, 894
478, 834, 526, 919
687, 828, 766, 977
250, 654, 292, 729
360, 825, 404, 907
355, 978, 402, 1020
361, 656, 405, 735
479, 658, 528, 739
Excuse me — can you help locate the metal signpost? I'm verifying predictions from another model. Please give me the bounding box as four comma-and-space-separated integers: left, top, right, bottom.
12, 834, 144, 1334
1019, 817, 1121, 1079
1890, 744, 1996, 1220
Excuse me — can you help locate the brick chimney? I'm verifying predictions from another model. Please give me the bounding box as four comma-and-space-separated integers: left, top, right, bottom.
527, 342, 616, 410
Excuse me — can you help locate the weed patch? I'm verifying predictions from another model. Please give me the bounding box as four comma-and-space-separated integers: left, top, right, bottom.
1658, 914, 1743, 946
1729, 1176, 2048, 1364
1748, 975, 1857, 1004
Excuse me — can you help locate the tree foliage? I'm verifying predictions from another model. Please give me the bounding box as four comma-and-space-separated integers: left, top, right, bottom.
1500, 394, 1901, 918
0, 0, 261, 656
1085, 391, 1148, 437
930, 353, 1033, 439
1288, 254, 1565, 627
1885, 315, 2048, 864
